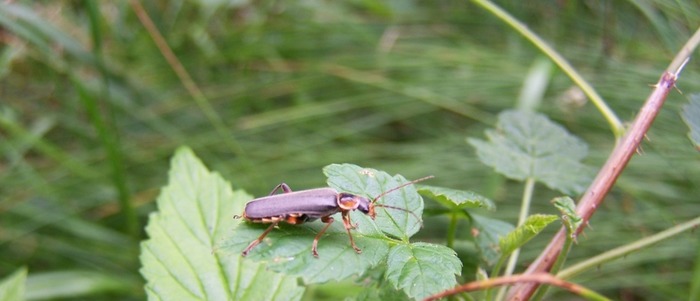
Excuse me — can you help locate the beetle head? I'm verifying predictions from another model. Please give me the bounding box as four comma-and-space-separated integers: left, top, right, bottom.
357, 197, 372, 216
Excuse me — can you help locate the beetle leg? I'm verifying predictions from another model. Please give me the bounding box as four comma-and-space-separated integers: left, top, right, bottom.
242, 220, 279, 256
341, 211, 362, 254
268, 183, 293, 195
312, 216, 335, 257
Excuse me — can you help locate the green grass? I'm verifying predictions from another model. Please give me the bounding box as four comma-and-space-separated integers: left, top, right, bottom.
1, 1, 699, 300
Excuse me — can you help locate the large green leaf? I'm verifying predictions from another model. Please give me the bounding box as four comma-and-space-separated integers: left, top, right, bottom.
417, 185, 496, 211
467, 110, 593, 195
221, 164, 426, 284
499, 214, 558, 256
0, 267, 26, 301
385, 243, 461, 300
324, 164, 425, 240
140, 147, 304, 301
682, 95, 700, 149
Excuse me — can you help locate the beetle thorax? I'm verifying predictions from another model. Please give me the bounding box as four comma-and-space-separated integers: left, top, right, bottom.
337, 193, 371, 214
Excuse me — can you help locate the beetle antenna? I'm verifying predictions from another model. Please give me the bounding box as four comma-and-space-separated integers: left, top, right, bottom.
373, 203, 424, 226
370, 175, 434, 227
371, 175, 434, 204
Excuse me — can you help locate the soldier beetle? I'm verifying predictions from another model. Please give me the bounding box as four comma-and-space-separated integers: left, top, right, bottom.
234, 175, 433, 257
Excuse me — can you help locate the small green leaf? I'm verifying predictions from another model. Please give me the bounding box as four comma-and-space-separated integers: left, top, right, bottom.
467, 110, 593, 195
552, 196, 582, 238
223, 164, 427, 284
499, 214, 558, 256
385, 243, 461, 300
417, 185, 496, 211
140, 147, 304, 301
0, 267, 26, 301
25, 270, 134, 300
471, 214, 514, 266
324, 164, 425, 240
682, 95, 700, 149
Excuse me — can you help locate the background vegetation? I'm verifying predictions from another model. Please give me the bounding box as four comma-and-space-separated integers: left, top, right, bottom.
1, 0, 699, 300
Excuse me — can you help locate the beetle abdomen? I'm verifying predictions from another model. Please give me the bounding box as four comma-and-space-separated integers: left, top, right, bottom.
243, 188, 341, 220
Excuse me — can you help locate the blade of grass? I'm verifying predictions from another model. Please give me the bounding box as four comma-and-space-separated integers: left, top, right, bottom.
82, 2, 136, 238
323, 64, 496, 125
493, 177, 535, 301
472, 0, 624, 139
74, 79, 136, 238
128, 0, 254, 179
557, 215, 700, 280
0, 114, 98, 179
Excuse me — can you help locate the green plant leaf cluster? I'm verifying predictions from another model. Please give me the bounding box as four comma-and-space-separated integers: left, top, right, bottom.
417, 185, 508, 266
147, 154, 460, 300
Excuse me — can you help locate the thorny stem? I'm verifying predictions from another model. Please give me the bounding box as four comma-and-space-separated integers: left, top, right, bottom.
529, 229, 575, 301
424, 273, 611, 301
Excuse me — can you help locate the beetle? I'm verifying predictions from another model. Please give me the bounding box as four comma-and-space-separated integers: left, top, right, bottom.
234, 175, 433, 258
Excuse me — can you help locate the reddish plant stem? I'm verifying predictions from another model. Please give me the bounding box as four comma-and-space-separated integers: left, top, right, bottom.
424, 273, 602, 301
506, 71, 678, 300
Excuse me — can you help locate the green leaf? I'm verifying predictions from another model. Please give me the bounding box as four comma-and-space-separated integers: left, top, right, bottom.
417, 185, 496, 211
140, 147, 304, 301
467, 110, 593, 195
324, 163, 425, 240
0, 267, 26, 301
385, 243, 461, 300
221, 164, 426, 284
499, 214, 558, 256
25, 270, 134, 300
551, 196, 582, 238
471, 214, 514, 266
682, 95, 700, 149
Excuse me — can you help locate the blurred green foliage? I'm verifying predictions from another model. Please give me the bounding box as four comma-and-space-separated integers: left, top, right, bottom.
1, 0, 699, 300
